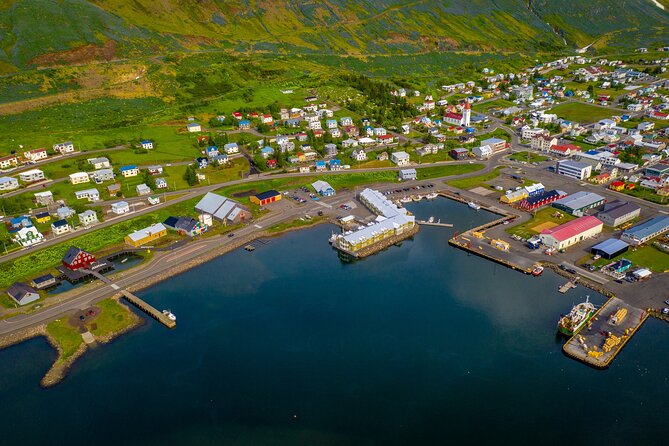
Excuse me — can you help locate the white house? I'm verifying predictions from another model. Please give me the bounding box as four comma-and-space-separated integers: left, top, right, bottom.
0, 176, 19, 191
342, 138, 358, 148
155, 178, 168, 189
140, 140, 154, 149
19, 169, 45, 182
391, 151, 410, 166
14, 226, 43, 247
120, 165, 139, 177
53, 142, 75, 154
87, 157, 110, 169
374, 128, 387, 136
136, 183, 151, 195
23, 148, 48, 162
75, 188, 100, 202
51, 219, 70, 235
187, 123, 202, 132
556, 160, 592, 180
223, 143, 239, 154
78, 210, 99, 226
111, 201, 130, 215
352, 149, 368, 161
473, 145, 493, 158
69, 171, 90, 185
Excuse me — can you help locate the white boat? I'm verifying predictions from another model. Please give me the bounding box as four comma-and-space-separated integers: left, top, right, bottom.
426, 193, 438, 200
412, 195, 423, 202
400, 197, 412, 203
468, 201, 481, 210
427, 216, 435, 223
162, 309, 176, 321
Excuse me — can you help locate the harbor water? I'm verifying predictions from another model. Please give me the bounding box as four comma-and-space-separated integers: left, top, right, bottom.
1, 198, 668, 445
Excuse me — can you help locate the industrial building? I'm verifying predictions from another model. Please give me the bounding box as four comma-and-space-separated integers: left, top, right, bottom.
500, 189, 528, 204
556, 160, 592, 180
195, 192, 251, 225
596, 200, 641, 227
250, 190, 282, 206
125, 223, 167, 247
551, 191, 605, 216
519, 189, 567, 211
312, 180, 335, 196
621, 216, 669, 245
399, 169, 417, 181
591, 238, 629, 260
539, 215, 604, 250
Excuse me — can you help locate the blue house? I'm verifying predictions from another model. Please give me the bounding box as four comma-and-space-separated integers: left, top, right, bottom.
329, 159, 342, 170
260, 147, 275, 159
285, 118, 301, 127
206, 146, 220, 157
315, 160, 326, 171
621, 115, 631, 122
10, 216, 32, 231
140, 140, 154, 149
239, 119, 251, 129
312, 180, 335, 197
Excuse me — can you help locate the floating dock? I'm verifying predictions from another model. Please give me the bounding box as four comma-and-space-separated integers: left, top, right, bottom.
417, 220, 453, 227
558, 279, 578, 294
562, 297, 647, 368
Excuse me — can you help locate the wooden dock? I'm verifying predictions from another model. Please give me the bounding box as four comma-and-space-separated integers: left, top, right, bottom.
558, 279, 578, 294
120, 290, 176, 329
417, 220, 453, 227
562, 297, 647, 369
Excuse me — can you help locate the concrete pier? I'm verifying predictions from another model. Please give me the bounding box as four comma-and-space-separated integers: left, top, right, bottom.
562, 297, 647, 369
417, 221, 454, 227
120, 290, 176, 329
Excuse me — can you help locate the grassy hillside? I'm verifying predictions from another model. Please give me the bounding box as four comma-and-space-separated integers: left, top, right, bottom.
2, 0, 665, 71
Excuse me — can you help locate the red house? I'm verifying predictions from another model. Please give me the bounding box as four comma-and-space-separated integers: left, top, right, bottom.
62, 246, 96, 271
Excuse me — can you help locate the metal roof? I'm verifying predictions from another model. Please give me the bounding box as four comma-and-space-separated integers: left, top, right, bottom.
591, 238, 629, 255
622, 216, 669, 241
540, 216, 603, 242
552, 191, 605, 211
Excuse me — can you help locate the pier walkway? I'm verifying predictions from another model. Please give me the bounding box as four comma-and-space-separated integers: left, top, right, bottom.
563, 297, 647, 368
417, 221, 453, 227
82, 269, 176, 329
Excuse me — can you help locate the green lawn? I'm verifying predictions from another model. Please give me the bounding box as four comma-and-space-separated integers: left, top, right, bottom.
473, 98, 513, 113
267, 216, 324, 233
446, 166, 503, 190
547, 102, 616, 124
507, 151, 549, 163
87, 299, 137, 337
588, 245, 669, 273
505, 207, 576, 240
619, 187, 669, 205
46, 319, 83, 362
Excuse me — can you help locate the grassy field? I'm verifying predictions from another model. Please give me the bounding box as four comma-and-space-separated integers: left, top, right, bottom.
446, 166, 503, 190
267, 216, 324, 233
505, 207, 575, 240
87, 299, 137, 337
46, 319, 83, 362
587, 245, 669, 273
473, 99, 514, 113
619, 187, 669, 205
547, 102, 616, 123
507, 151, 549, 163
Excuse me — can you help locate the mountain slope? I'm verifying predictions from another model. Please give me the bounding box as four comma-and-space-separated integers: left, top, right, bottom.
0, 0, 666, 70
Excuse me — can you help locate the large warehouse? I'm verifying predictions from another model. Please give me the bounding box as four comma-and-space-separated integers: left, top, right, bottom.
552, 191, 605, 216
596, 200, 641, 227
591, 238, 629, 259
539, 215, 604, 250
621, 215, 669, 245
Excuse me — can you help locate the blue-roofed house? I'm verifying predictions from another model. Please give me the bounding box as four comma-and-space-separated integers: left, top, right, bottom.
326, 119, 338, 129
206, 146, 219, 158
315, 160, 326, 172
186, 123, 201, 132
239, 119, 251, 130
260, 147, 275, 159
120, 165, 139, 178
329, 159, 342, 171
196, 157, 209, 169
140, 140, 154, 149
57, 206, 75, 220
285, 118, 301, 127
10, 216, 32, 230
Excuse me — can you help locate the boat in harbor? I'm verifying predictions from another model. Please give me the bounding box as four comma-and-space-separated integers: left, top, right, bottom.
557, 297, 595, 336
412, 195, 423, 202
468, 201, 481, 210
427, 216, 435, 223
426, 192, 438, 200
162, 309, 177, 321
531, 265, 544, 276
400, 197, 413, 203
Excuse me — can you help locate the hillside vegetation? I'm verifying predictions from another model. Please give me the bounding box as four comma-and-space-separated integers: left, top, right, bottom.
0, 0, 666, 71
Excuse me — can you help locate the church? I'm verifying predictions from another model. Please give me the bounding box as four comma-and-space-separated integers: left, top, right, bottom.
443, 101, 471, 127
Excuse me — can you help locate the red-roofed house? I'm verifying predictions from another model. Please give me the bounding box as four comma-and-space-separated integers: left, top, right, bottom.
539, 216, 603, 250
262, 114, 274, 124
609, 181, 625, 191
232, 112, 243, 120
443, 112, 464, 126
650, 110, 669, 120
377, 134, 394, 145
548, 144, 581, 157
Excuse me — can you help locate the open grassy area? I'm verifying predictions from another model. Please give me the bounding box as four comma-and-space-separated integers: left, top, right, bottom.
46, 319, 83, 362
547, 102, 616, 123
473, 98, 514, 113
507, 151, 548, 163
267, 216, 324, 233
586, 244, 669, 273
446, 166, 503, 190
619, 187, 669, 205
505, 207, 576, 240
87, 299, 137, 337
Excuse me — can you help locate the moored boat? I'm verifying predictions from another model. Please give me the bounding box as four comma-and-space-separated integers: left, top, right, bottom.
468, 201, 481, 210
162, 309, 176, 321
557, 297, 595, 336
426, 192, 438, 200
531, 265, 544, 276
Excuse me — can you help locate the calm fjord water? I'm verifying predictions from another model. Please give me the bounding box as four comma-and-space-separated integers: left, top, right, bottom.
1, 198, 667, 445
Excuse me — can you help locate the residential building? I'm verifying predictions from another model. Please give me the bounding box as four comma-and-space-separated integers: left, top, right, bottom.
91, 169, 115, 183
87, 157, 110, 169
75, 188, 100, 202
352, 149, 367, 161
539, 215, 604, 250
251, 190, 282, 206
56, 206, 75, 219
223, 143, 239, 154
450, 148, 469, 160
69, 171, 90, 185
549, 144, 581, 157
187, 123, 201, 132
621, 216, 669, 245
31, 274, 57, 290
556, 160, 592, 180
391, 151, 410, 166
399, 168, 417, 181
206, 146, 220, 158
163, 216, 207, 237
61, 246, 97, 270
111, 201, 130, 215
155, 178, 167, 189
23, 148, 48, 162
312, 180, 335, 196
19, 169, 45, 182
6, 283, 39, 306
0, 176, 19, 191
521, 127, 548, 140
480, 137, 506, 152
120, 165, 139, 177
147, 165, 164, 175
551, 191, 605, 216
13, 226, 43, 247
194, 192, 251, 225
78, 210, 99, 226
51, 219, 70, 235
531, 134, 558, 151
596, 200, 641, 227
0, 155, 19, 169
136, 184, 151, 196
473, 145, 493, 159
125, 223, 167, 247
140, 140, 154, 149
34, 212, 50, 224
324, 144, 338, 157
53, 142, 75, 154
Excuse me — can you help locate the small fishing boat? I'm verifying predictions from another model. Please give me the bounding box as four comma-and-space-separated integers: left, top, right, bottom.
162, 310, 176, 321
412, 195, 423, 202
468, 201, 481, 210
426, 192, 438, 200
400, 197, 412, 203
531, 265, 544, 276
427, 216, 435, 223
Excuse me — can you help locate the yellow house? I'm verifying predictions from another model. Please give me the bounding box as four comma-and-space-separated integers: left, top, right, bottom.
125, 223, 167, 247
500, 189, 528, 204
34, 212, 51, 224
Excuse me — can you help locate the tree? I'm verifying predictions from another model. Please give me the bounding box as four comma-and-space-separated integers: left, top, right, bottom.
183, 165, 199, 186
587, 85, 595, 97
